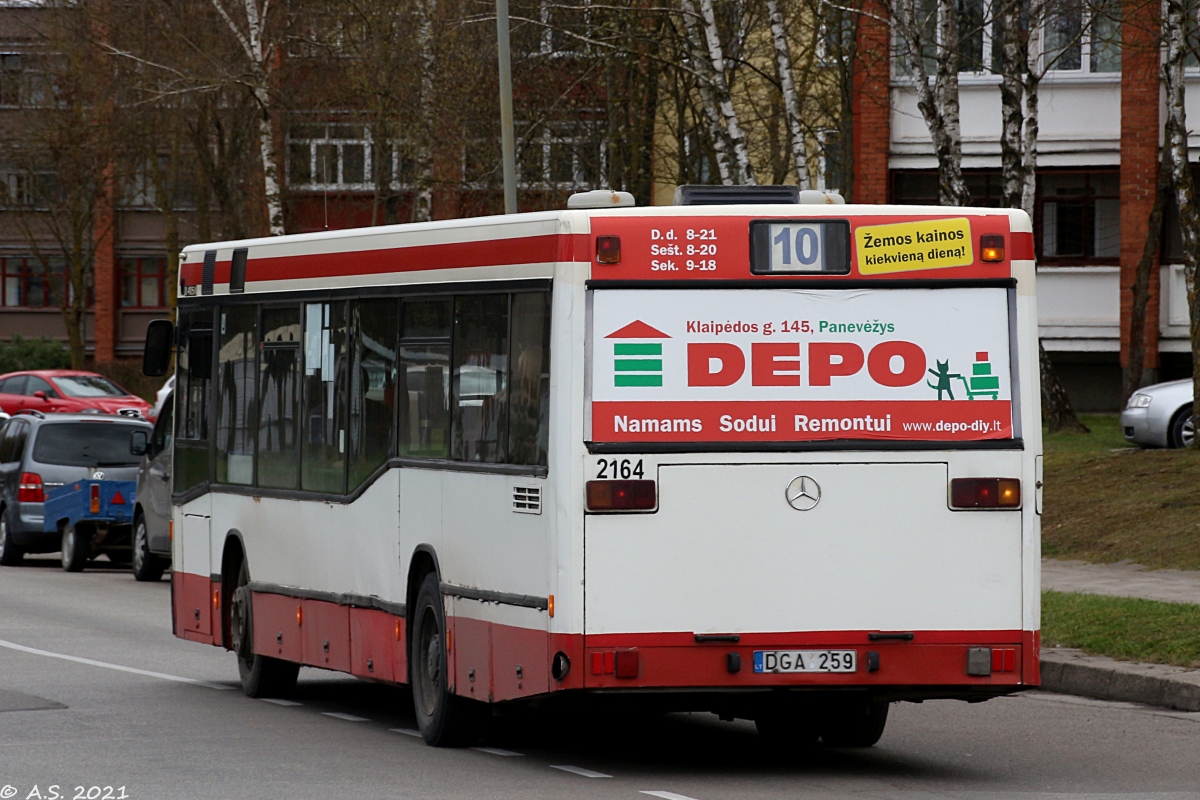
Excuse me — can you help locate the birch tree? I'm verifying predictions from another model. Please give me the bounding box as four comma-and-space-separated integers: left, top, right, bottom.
767, 0, 810, 189
1161, 0, 1200, 446
209, 0, 286, 235
889, 0, 971, 205
413, 0, 437, 222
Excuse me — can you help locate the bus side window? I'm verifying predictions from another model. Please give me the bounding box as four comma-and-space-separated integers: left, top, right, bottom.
507, 292, 550, 467
398, 298, 450, 460
258, 305, 301, 490
216, 305, 257, 486
348, 298, 399, 488
175, 309, 213, 492
302, 301, 349, 494
452, 294, 510, 463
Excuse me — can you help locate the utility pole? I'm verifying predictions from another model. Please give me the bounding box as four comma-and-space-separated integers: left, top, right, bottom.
496, 0, 517, 214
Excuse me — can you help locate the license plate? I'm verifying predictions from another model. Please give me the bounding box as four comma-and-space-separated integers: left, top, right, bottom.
753, 649, 857, 673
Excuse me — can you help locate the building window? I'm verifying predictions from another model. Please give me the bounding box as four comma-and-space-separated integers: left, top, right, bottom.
0, 53, 54, 108
120, 257, 167, 309
0, 256, 76, 308
891, 169, 1118, 264
894, 0, 1120, 76
518, 126, 605, 189
287, 124, 412, 191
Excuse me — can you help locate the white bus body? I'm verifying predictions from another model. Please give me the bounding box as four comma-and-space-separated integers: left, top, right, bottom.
162, 198, 1041, 746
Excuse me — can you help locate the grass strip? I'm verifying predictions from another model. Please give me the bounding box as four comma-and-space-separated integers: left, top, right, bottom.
1042, 414, 1200, 570
1041, 591, 1200, 669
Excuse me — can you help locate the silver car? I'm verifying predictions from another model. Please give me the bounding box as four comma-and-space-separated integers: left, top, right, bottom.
131, 392, 172, 581
1121, 379, 1195, 448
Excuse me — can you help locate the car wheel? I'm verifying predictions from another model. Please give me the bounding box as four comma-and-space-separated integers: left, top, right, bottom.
231, 560, 299, 698
61, 524, 90, 572
131, 516, 166, 582
1169, 407, 1195, 449
411, 572, 485, 746
820, 701, 889, 747
0, 509, 24, 567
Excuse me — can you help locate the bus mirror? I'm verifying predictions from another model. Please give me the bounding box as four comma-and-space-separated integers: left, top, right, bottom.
143, 319, 175, 377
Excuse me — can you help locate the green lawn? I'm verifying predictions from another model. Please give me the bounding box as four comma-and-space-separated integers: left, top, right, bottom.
1041, 591, 1200, 669
1041, 414, 1200, 571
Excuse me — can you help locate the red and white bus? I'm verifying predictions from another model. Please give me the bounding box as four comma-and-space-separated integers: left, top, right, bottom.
145, 185, 1042, 747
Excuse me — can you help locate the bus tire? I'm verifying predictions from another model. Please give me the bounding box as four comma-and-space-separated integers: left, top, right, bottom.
231, 561, 299, 698
820, 701, 889, 747
61, 524, 89, 572
0, 509, 24, 567
131, 515, 166, 582
411, 572, 484, 747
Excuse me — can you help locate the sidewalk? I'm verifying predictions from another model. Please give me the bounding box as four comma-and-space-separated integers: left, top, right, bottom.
1039, 558, 1200, 712
1042, 558, 1200, 605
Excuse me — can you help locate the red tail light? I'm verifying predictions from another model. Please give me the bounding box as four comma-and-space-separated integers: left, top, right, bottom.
18, 473, 43, 503
950, 478, 1020, 509
586, 480, 657, 512
596, 235, 621, 264
90, 483, 100, 514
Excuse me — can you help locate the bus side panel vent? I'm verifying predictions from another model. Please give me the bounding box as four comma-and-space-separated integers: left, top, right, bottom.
512, 486, 542, 515
201, 250, 217, 296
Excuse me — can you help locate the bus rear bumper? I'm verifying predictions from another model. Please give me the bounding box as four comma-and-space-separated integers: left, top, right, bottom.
573, 630, 1040, 695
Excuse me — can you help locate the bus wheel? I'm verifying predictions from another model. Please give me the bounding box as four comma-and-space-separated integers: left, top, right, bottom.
411, 572, 484, 747
820, 701, 889, 747
231, 562, 299, 698
61, 525, 89, 572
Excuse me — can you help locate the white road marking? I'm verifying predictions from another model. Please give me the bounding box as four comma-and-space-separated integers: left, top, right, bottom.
261, 698, 302, 706
641, 792, 700, 800
322, 712, 369, 722
472, 747, 523, 757
0, 638, 232, 690
390, 727, 423, 737
549, 765, 612, 778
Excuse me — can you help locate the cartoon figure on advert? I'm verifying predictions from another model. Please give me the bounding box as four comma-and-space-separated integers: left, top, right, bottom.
927, 360, 962, 400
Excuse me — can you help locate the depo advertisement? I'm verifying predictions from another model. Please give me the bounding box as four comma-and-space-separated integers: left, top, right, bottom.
589, 288, 1014, 443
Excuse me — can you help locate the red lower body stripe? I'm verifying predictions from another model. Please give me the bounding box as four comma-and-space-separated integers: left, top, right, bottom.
175, 572, 1038, 698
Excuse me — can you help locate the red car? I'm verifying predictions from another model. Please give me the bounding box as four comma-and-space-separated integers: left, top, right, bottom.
0, 370, 152, 419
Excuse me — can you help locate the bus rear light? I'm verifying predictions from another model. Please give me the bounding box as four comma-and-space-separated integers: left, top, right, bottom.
90, 484, 100, 514
596, 235, 621, 264
586, 480, 656, 512
980, 234, 1005, 262
950, 478, 1020, 509
614, 649, 640, 678
18, 473, 44, 503
547, 594, 555, 617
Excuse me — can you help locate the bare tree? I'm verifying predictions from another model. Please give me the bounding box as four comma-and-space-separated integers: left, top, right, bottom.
767, 0, 810, 189
1162, 0, 1200, 446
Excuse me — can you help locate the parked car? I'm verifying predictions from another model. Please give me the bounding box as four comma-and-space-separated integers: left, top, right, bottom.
153, 375, 175, 419
0, 410, 152, 568
0, 370, 152, 419
131, 391, 173, 582
1121, 379, 1195, 448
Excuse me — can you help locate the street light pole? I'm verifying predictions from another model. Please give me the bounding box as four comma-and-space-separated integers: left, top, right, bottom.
496, 0, 518, 214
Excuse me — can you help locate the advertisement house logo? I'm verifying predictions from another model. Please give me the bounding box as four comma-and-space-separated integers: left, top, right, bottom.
606, 320, 671, 387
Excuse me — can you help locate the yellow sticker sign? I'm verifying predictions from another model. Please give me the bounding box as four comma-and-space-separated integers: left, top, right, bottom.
856, 218, 974, 275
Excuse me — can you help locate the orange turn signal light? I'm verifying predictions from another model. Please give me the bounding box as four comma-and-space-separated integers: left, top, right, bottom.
950, 478, 1021, 509
596, 235, 621, 264
89, 483, 100, 514
980, 234, 1005, 262
586, 480, 657, 512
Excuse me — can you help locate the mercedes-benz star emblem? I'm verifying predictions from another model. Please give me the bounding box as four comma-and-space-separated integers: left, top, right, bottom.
786, 476, 821, 511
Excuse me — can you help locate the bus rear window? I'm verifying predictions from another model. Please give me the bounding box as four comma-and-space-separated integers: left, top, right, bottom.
33, 423, 146, 467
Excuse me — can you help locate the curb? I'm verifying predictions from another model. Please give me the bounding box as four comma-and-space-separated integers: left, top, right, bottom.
1040, 648, 1200, 712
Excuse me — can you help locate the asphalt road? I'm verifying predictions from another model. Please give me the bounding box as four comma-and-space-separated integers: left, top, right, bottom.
0, 557, 1198, 800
